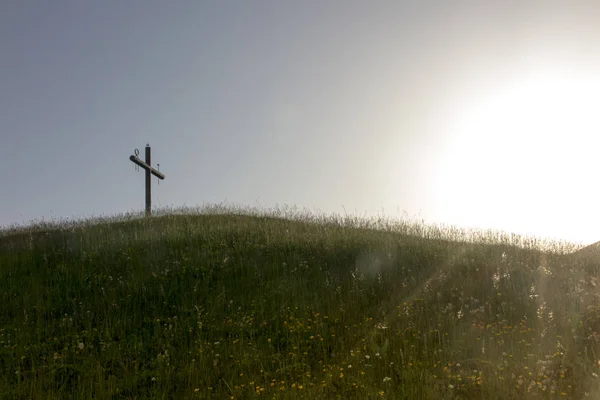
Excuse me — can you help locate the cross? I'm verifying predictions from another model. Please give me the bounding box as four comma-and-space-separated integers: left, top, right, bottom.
129, 144, 165, 216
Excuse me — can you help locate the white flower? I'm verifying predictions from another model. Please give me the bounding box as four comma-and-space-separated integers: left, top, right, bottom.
383, 377, 392, 383
78, 342, 84, 350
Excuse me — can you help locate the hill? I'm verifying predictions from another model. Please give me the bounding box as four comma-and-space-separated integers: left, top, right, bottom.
1, 208, 599, 399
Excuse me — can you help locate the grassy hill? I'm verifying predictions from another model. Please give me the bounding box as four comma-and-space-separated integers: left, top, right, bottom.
1, 206, 600, 399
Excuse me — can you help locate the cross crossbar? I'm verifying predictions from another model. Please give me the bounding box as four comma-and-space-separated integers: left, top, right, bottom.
129, 155, 165, 179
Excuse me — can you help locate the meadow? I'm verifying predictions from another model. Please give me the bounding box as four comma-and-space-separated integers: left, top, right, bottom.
1, 204, 600, 399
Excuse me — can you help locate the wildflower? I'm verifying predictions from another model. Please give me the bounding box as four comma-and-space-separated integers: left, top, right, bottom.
383, 377, 392, 383
78, 342, 84, 350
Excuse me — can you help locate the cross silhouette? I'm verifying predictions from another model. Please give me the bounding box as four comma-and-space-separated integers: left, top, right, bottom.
129, 144, 165, 216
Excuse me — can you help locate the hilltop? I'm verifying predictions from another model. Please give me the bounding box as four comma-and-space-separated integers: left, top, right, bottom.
1, 207, 599, 399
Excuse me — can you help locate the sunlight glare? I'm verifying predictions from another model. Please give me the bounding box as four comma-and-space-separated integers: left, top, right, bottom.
432, 69, 600, 244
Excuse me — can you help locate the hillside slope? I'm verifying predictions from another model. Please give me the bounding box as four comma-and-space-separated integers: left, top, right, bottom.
1, 211, 599, 399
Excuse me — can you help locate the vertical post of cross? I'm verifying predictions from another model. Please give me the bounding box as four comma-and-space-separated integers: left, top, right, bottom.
129, 144, 165, 217
145, 145, 151, 216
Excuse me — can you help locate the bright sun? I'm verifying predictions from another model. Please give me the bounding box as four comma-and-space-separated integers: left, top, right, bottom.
432, 68, 600, 244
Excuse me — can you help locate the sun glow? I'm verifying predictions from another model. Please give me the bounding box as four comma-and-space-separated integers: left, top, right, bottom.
432, 68, 600, 244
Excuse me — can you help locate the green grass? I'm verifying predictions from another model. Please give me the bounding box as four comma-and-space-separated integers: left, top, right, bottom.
1, 204, 600, 399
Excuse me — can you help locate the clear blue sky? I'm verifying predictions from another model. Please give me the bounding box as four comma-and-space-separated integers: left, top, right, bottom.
3, 1, 600, 244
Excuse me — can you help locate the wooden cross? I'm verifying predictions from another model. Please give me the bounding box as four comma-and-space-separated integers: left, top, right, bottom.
129, 144, 165, 216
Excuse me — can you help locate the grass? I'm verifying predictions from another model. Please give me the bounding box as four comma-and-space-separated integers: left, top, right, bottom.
1, 204, 600, 399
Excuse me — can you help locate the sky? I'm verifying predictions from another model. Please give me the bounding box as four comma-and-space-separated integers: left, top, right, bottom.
3, 1, 600, 245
